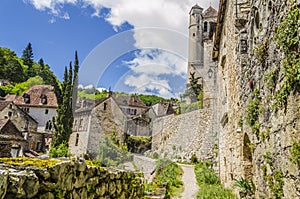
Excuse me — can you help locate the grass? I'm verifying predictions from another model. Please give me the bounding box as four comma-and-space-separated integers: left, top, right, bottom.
0, 157, 61, 168
194, 162, 236, 199
145, 158, 183, 198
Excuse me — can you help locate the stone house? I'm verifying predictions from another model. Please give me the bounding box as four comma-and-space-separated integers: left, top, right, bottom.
0, 99, 38, 133
14, 85, 58, 133
69, 94, 152, 157
151, 101, 175, 117
0, 119, 26, 158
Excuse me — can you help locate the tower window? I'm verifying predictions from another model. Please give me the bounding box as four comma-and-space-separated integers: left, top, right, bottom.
193, 33, 196, 37
75, 133, 79, 146
203, 22, 208, 32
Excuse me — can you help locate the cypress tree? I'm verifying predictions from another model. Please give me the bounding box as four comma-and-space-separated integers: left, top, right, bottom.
51, 52, 79, 148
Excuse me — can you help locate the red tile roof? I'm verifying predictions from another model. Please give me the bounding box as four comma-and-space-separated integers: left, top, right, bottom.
14, 85, 58, 108
0, 100, 10, 112
203, 6, 218, 19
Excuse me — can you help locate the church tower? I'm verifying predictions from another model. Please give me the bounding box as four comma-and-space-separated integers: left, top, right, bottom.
187, 4, 204, 81
186, 4, 218, 106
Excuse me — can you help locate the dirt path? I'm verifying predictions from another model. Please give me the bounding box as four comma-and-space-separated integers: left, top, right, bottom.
176, 164, 199, 199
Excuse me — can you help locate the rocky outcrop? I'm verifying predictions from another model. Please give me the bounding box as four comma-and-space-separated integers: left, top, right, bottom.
0, 159, 144, 199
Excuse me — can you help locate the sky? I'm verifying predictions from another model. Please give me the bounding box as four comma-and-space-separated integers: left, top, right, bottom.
0, 0, 219, 98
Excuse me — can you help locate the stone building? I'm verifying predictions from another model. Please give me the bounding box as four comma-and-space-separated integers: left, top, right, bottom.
14, 85, 58, 133
0, 119, 26, 158
0, 99, 38, 133
69, 94, 152, 157
186, 5, 218, 107
150, 5, 219, 162
213, 0, 300, 198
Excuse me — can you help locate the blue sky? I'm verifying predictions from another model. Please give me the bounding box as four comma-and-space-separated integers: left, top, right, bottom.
0, 0, 219, 98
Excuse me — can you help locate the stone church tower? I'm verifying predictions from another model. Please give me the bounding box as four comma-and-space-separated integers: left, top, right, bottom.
187, 4, 218, 106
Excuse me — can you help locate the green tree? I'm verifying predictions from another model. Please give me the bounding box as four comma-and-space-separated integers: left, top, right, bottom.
51, 52, 79, 148
183, 72, 203, 103
0, 47, 25, 82
22, 42, 35, 77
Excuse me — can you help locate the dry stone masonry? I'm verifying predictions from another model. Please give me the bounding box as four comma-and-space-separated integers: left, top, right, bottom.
0, 159, 144, 199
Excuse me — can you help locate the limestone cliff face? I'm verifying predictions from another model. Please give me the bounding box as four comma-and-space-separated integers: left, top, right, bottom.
215, 0, 300, 198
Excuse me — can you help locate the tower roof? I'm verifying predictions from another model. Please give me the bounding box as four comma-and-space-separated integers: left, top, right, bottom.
189, 4, 203, 14
192, 4, 203, 10
203, 6, 218, 18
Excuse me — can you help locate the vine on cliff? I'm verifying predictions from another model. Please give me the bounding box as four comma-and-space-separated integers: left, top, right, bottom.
246, 89, 261, 137
274, 5, 300, 110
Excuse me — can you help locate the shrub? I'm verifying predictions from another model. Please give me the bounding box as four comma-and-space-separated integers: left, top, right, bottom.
49, 142, 71, 158
195, 162, 236, 199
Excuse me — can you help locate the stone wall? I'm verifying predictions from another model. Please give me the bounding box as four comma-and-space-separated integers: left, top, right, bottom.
215, 0, 300, 198
0, 159, 144, 199
151, 109, 216, 161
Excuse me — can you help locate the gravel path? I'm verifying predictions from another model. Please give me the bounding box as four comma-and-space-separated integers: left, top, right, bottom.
176, 164, 199, 199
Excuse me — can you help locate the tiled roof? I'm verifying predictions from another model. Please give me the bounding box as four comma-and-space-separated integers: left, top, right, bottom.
14, 85, 58, 108
0, 119, 26, 141
0, 100, 10, 112
0, 118, 9, 130
192, 4, 203, 10
115, 96, 147, 108
203, 6, 218, 18
5, 94, 17, 102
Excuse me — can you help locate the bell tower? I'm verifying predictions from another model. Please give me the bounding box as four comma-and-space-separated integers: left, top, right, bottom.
187, 4, 204, 82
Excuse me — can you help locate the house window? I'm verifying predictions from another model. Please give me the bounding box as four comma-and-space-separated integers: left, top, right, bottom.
23, 93, 30, 104
79, 119, 83, 130
45, 109, 49, 114
8, 111, 12, 117
103, 102, 107, 110
40, 94, 47, 105
45, 120, 52, 130
75, 133, 79, 146
36, 142, 41, 151
203, 21, 208, 32
9, 104, 12, 109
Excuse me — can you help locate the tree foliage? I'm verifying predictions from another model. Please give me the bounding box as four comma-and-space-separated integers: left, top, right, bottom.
51, 52, 79, 148
22, 42, 35, 77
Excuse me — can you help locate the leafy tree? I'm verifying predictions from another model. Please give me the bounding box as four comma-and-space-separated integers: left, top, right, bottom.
183, 72, 203, 103
0, 47, 25, 83
22, 42, 35, 77
0, 76, 44, 96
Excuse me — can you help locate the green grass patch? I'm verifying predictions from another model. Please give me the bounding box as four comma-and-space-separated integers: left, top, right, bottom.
194, 162, 236, 199
146, 158, 183, 198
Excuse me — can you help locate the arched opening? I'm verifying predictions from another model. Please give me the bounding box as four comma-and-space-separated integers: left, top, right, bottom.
203, 21, 208, 32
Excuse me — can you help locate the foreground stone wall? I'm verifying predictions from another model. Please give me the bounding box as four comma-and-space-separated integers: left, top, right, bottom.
151, 109, 216, 161
0, 159, 144, 199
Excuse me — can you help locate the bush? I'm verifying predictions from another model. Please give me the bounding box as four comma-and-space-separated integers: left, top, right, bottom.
97, 136, 131, 167
49, 142, 71, 158
195, 162, 236, 199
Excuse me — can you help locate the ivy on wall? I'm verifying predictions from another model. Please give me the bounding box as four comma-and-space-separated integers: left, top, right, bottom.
274, 5, 300, 110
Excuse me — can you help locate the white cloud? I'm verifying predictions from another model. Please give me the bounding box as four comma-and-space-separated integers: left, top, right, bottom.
24, 0, 77, 19
25, 0, 219, 98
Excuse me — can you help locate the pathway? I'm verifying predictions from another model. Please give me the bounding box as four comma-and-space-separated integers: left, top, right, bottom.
176, 164, 199, 199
